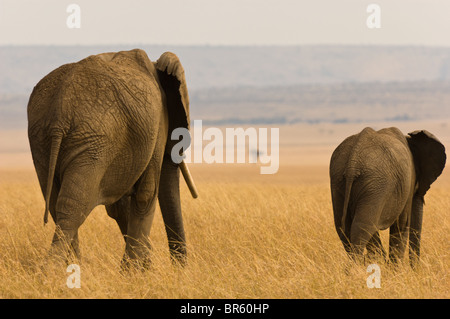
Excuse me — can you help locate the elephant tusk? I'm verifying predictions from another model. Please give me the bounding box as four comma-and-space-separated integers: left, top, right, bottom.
179, 160, 198, 199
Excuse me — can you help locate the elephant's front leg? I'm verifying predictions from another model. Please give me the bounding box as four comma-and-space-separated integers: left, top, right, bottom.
158, 155, 187, 266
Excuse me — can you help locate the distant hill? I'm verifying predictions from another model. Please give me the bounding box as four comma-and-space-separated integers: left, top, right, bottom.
3, 45, 450, 93
189, 81, 450, 125
1, 45, 450, 129
2, 80, 449, 129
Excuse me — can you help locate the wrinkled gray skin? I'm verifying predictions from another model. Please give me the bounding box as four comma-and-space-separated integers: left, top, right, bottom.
28, 49, 190, 268
330, 127, 446, 267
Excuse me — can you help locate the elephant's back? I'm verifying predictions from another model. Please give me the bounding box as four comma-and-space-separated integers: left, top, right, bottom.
67, 53, 161, 114
48, 52, 163, 150
60, 56, 165, 160
29, 51, 167, 202
29, 50, 163, 134
358, 128, 412, 171
349, 128, 414, 210
330, 127, 413, 189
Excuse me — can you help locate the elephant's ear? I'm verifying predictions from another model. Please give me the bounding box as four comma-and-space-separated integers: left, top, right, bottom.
155, 52, 190, 130
407, 130, 446, 197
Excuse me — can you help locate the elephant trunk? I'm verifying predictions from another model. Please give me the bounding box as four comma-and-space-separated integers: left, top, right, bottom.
409, 195, 424, 268
158, 155, 187, 265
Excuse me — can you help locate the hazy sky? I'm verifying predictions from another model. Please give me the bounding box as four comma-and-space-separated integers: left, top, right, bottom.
1, 0, 450, 46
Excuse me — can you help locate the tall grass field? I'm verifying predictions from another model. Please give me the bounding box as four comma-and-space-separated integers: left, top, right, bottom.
0, 163, 448, 299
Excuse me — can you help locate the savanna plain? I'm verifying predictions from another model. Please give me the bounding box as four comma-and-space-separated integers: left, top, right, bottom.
0, 121, 449, 299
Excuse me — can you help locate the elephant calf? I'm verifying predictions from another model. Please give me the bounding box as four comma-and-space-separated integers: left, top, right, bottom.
330, 127, 446, 266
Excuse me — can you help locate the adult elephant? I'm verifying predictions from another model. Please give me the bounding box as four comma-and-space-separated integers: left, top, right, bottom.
329, 127, 446, 267
27, 49, 197, 268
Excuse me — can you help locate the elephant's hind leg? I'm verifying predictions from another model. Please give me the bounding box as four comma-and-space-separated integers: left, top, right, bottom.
122, 158, 163, 269
366, 231, 386, 262
389, 208, 410, 265
349, 222, 379, 264
350, 203, 384, 263
106, 196, 131, 241
49, 169, 98, 263
330, 183, 352, 258
106, 193, 154, 270
50, 224, 83, 263
50, 181, 81, 261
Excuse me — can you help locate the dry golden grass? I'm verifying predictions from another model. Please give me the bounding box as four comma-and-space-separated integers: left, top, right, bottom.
0, 163, 449, 299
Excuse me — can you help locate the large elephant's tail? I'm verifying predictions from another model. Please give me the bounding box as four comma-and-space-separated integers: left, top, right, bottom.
341, 176, 354, 236
44, 132, 63, 225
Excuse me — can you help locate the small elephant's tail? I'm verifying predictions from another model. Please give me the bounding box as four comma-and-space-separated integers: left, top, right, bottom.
43, 132, 63, 225
341, 176, 354, 236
